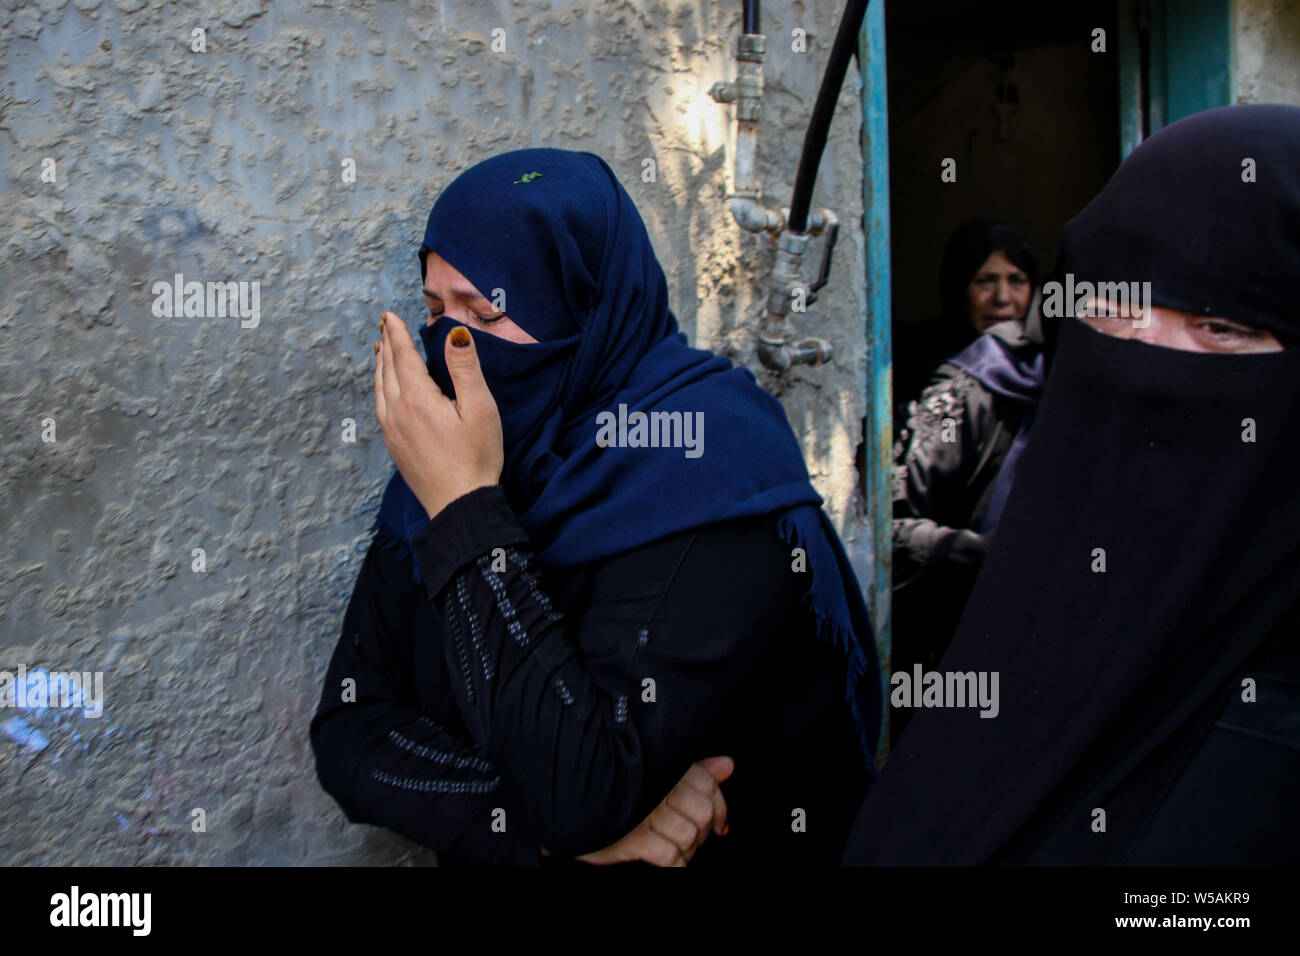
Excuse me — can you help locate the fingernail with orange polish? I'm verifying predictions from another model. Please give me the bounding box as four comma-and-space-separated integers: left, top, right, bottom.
450, 326, 471, 348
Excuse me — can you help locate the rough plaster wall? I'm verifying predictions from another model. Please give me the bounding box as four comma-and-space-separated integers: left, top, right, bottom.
0, 0, 869, 864
1233, 0, 1300, 106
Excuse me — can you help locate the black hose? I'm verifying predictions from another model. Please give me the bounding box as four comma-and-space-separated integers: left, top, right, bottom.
787, 0, 870, 234
743, 0, 760, 35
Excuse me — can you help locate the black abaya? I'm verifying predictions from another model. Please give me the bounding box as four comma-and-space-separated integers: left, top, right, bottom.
846, 104, 1300, 865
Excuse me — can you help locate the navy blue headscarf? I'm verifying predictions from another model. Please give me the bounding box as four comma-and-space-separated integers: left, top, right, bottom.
372, 147, 880, 762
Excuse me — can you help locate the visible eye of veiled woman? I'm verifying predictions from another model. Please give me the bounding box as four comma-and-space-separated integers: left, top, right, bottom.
429, 309, 505, 326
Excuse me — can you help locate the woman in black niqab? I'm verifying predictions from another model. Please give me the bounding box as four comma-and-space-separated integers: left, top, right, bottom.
846, 104, 1300, 865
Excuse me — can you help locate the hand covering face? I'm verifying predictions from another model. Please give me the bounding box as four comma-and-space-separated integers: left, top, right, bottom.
373, 148, 883, 761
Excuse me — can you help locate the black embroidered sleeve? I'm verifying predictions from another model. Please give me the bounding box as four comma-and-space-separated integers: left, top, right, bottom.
410, 485, 655, 856
408, 483, 818, 859
309, 538, 542, 866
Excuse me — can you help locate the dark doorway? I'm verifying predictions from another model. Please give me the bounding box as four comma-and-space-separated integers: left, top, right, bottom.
886, 1, 1120, 409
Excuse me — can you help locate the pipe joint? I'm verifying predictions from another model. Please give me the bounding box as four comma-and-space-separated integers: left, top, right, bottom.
736, 33, 766, 61
727, 195, 783, 234
776, 230, 812, 257
779, 207, 838, 236
735, 52, 764, 121
756, 336, 834, 371
709, 81, 738, 103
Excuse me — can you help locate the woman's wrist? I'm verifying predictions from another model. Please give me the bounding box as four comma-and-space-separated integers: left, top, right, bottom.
409, 484, 532, 600
419, 480, 501, 522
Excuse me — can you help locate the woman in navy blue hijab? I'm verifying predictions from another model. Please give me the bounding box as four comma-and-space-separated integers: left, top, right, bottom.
310, 148, 880, 865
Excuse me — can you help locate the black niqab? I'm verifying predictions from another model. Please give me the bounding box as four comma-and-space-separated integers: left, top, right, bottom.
848, 104, 1300, 865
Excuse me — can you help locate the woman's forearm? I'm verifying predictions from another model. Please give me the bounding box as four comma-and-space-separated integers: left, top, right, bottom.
309, 540, 542, 866
407, 486, 753, 858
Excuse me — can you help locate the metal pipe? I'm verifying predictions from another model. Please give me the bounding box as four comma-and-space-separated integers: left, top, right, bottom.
712, 5, 863, 370
754, 228, 834, 370
714, 32, 785, 234
748, 0, 871, 371
787, 0, 870, 234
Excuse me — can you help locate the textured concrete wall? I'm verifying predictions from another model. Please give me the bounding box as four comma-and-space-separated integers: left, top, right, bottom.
0, 0, 869, 864
1233, 0, 1300, 106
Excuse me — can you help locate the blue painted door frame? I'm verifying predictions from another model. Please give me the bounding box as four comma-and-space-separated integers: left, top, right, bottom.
858, 0, 891, 765
1118, 0, 1232, 158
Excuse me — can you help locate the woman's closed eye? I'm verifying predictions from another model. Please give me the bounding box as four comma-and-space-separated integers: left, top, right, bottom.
429, 308, 507, 326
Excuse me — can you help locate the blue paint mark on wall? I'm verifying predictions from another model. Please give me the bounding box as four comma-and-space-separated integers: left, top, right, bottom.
4, 716, 51, 752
